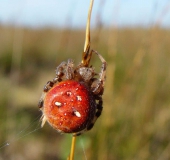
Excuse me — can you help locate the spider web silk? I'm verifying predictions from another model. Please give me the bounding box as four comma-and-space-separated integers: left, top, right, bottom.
0, 114, 42, 150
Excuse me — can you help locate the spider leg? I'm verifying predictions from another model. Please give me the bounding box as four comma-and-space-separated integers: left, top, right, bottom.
38, 81, 55, 127
72, 96, 103, 135
90, 50, 107, 95
38, 90, 48, 127
87, 96, 103, 131
66, 59, 74, 80
55, 61, 67, 82
40, 114, 47, 128
93, 50, 107, 84
43, 81, 55, 92
38, 99, 44, 108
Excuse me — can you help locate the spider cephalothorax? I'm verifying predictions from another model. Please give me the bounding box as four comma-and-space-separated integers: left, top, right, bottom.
38, 51, 107, 136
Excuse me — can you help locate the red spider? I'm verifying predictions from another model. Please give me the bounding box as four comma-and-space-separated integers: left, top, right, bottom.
38, 50, 107, 136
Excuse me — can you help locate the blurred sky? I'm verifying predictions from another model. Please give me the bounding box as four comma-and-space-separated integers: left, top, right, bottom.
0, 0, 170, 28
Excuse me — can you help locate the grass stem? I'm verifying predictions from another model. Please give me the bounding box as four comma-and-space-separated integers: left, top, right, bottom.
68, 136, 76, 160
84, 0, 94, 52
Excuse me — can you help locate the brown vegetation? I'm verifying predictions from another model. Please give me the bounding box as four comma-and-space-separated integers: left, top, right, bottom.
0, 25, 170, 160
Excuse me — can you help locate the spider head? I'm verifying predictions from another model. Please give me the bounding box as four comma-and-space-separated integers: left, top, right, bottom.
78, 67, 95, 82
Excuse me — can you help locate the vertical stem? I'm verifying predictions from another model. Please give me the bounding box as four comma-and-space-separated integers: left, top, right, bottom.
68, 136, 76, 160
82, 0, 94, 65
84, 0, 94, 52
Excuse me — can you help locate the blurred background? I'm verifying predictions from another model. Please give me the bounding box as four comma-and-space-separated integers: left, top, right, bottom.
0, 0, 170, 160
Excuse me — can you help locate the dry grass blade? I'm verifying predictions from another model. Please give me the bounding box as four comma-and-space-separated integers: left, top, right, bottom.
82, 0, 94, 65
84, 0, 94, 52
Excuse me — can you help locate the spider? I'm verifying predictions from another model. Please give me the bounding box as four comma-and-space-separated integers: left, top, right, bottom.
38, 50, 107, 136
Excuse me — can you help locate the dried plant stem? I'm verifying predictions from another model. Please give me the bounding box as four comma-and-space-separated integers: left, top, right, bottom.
68, 136, 76, 160
82, 0, 94, 65
84, 0, 94, 52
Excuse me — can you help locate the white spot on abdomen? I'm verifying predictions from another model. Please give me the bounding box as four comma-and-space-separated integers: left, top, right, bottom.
55, 101, 62, 107
74, 111, 81, 118
77, 95, 82, 101
66, 91, 72, 96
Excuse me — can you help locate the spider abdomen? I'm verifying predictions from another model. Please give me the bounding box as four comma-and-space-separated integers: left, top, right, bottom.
42, 80, 96, 134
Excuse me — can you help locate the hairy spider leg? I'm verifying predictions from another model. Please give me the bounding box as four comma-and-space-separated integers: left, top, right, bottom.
66, 59, 74, 80
91, 50, 107, 95
86, 95, 103, 131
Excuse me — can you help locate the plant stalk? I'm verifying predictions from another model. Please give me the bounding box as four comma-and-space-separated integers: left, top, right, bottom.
68, 136, 76, 160
82, 0, 94, 65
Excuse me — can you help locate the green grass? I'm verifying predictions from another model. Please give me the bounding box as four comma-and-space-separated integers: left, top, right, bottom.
0, 25, 170, 160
